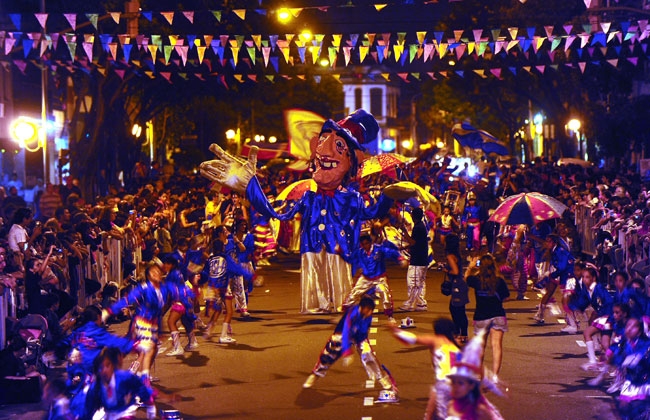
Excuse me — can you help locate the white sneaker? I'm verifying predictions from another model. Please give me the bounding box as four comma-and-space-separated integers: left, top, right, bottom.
303, 374, 318, 389
561, 325, 578, 334
581, 362, 601, 372
387, 317, 397, 325
166, 346, 185, 356
219, 335, 237, 344
533, 313, 545, 324
185, 340, 199, 351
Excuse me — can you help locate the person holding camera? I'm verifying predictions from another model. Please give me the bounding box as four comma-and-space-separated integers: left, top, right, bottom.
466, 254, 510, 379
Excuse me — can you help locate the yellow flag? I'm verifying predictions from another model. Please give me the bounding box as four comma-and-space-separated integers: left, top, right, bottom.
284, 109, 326, 160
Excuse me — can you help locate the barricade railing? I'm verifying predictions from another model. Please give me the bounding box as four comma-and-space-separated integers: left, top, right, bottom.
0, 288, 8, 350
575, 204, 597, 257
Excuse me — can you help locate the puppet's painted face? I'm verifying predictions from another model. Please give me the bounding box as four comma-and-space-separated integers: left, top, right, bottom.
313, 129, 351, 190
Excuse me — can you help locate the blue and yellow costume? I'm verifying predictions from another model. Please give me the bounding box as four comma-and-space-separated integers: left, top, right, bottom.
461, 195, 482, 250
247, 177, 393, 313
344, 242, 403, 317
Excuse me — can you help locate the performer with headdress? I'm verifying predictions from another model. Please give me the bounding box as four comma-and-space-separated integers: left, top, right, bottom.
200, 110, 394, 314
446, 329, 504, 420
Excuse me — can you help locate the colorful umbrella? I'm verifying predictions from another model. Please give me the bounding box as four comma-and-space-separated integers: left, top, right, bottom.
276, 179, 317, 202
383, 181, 441, 215
488, 192, 567, 226
358, 153, 415, 179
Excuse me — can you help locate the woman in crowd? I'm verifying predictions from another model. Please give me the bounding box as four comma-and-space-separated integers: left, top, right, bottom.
466, 254, 510, 379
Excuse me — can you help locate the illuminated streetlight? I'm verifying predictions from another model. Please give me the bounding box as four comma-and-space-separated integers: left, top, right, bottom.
277, 8, 292, 23
299, 30, 313, 43
131, 123, 143, 138
268, 136, 277, 144
401, 139, 414, 150
10, 117, 39, 145
225, 129, 237, 140
319, 58, 330, 67
567, 119, 581, 132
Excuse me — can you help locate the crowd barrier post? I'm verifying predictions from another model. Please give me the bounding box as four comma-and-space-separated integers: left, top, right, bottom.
0, 288, 8, 350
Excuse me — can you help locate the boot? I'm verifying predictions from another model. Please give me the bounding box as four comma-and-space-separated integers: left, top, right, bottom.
166, 331, 185, 356
533, 304, 546, 324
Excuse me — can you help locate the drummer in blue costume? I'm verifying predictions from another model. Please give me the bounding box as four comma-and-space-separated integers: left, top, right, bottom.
200, 110, 394, 314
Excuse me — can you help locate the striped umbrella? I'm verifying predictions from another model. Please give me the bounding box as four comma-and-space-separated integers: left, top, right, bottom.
488, 192, 567, 226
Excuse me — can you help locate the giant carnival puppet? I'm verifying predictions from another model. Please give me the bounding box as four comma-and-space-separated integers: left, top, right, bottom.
200, 110, 394, 314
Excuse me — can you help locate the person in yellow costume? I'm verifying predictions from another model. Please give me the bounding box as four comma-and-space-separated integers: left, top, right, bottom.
392, 317, 462, 420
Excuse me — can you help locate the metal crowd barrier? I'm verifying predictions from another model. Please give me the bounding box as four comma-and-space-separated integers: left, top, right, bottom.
574, 204, 597, 257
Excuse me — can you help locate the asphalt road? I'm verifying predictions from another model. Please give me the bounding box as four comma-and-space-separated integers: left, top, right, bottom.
0, 253, 621, 420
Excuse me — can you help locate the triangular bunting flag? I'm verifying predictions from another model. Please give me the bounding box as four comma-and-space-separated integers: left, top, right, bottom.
110, 12, 120, 24
9, 14, 21, 31
233, 10, 246, 20
262, 46, 270, 67
359, 45, 369, 62
86, 14, 98, 29
123, 44, 133, 62
374, 4, 388, 11
578, 62, 586, 73
34, 13, 48, 30
160, 72, 172, 82
211, 11, 222, 22
82, 42, 93, 62
163, 45, 173, 64
161, 12, 174, 25
490, 68, 502, 79
606, 58, 618, 67
508, 27, 518, 40
544, 25, 554, 39
416, 31, 426, 45
343, 46, 351, 66
182, 11, 194, 24
473, 69, 486, 78
108, 43, 117, 60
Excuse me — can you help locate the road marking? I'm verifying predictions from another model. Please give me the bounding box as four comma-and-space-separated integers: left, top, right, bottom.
362, 417, 373, 420
576, 340, 586, 347
365, 380, 375, 388
369, 339, 377, 345
372, 317, 379, 323
557, 319, 566, 324
363, 397, 374, 406
549, 304, 561, 316
370, 327, 378, 334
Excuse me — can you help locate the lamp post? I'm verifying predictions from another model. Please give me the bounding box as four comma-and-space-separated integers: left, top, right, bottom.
40, 0, 49, 184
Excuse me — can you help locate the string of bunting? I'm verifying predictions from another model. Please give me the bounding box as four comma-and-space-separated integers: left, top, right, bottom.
0, 18, 648, 86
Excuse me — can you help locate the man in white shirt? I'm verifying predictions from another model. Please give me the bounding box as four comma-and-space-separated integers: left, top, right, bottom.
7, 208, 41, 255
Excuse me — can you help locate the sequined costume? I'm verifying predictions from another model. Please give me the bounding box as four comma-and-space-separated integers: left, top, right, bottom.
85, 370, 154, 420
108, 281, 171, 351
461, 203, 482, 251
310, 305, 391, 385
344, 242, 402, 317
246, 177, 393, 313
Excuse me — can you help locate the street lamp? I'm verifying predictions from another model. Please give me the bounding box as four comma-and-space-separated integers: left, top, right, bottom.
567, 118, 582, 159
